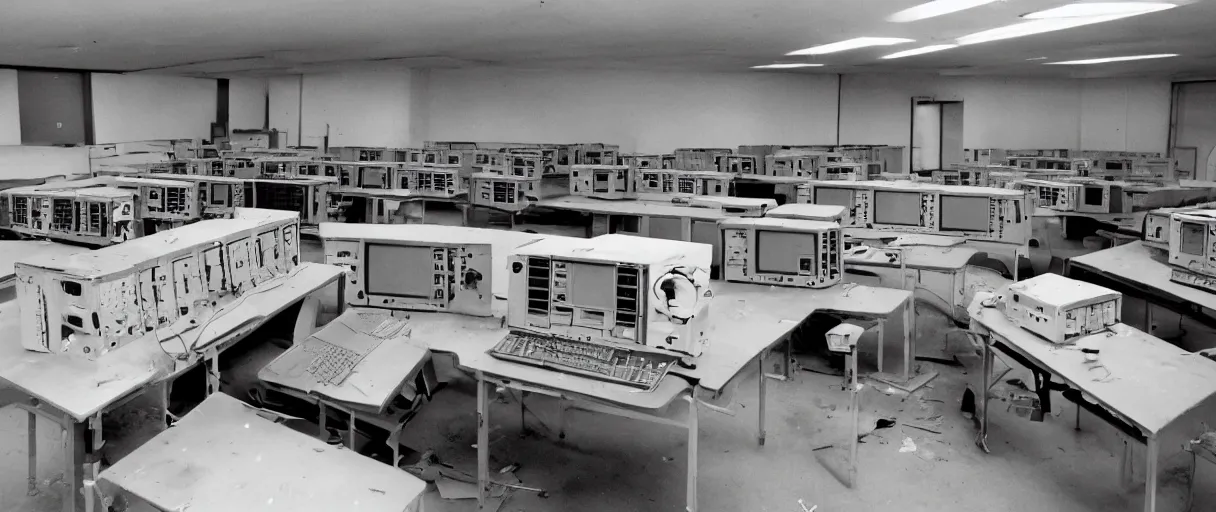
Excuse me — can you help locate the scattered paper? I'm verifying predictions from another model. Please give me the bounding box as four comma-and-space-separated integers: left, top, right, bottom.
899, 437, 917, 453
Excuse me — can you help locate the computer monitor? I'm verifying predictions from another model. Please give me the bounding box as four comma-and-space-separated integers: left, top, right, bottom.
649, 216, 684, 240
1180, 221, 1204, 255
939, 195, 990, 232
1083, 186, 1105, 206
814, 187, 854, 208
506, 234, 713, 357
873, 191, 921, 226
365, 244, 435, 298
323, 224, 506, 317
720, 217, 841, 289
1167, 210, 1216, 291
757, 230, 819, 274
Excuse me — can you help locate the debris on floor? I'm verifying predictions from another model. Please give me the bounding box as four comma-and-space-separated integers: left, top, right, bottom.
899, 437, 917, 453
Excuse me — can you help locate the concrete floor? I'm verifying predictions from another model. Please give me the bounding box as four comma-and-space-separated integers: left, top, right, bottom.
2, 223, 1216, 512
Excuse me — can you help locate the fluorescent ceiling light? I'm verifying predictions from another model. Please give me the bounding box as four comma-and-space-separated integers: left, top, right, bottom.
1046, 53, 1178, 64
888, 0, 1000, 22
883, 44, 959, 59
957, 14, 1132, 45
787, 37, 915, 56
958, 2, 1178, 45
1024, 2, 1176, 19
751, 63, 825, 69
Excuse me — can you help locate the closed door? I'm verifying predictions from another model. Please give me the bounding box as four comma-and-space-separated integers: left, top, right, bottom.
18, 71, 87, 145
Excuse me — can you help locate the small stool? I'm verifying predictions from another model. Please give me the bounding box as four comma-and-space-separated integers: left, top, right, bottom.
826, 323, 866, 488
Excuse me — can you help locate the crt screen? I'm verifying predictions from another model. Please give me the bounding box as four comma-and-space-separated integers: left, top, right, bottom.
814, 187, 853, 208
872, 191, 922, 226
939, 195, 991, 232
365, 244, 434, 297
650, 216, 684, 240
1083, 187, 1104, 206
1180, 222, 1205, 256
756, 230, 818, 275
568, 262, 617, 310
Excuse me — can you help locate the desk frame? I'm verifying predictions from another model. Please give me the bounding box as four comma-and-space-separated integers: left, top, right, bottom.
4, 275, 344, 512
475, 371, 702, 511
973, 330, 1159, 512
755, 295, 914, 447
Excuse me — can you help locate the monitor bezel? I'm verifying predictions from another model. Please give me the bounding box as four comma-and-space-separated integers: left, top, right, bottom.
754, 228, 819, 276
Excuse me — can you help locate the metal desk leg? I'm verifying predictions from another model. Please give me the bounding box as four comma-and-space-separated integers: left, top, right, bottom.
976, 336, 992, 454
519, 391, 527, 435
477, 374, 491, 508
784, 335, 793, 379
204, 347, 220, 396
64, 419, 86, 512
758, 355, 767, 446
336, 278, 346, 316
686, 395, 699, 512
27, 411, 36, 495
1121, 440, 1134, 487
1145, 437, 1158, 512
318, 402, 328, 440
848, 348, 859, 488
1145, 303, 1153, 336
903, 298, 914, 380
876, 322, 885, 374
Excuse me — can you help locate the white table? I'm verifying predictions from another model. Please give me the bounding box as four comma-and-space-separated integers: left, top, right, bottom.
0, 263, 344, 512
397, 280, 912, 511
99, 393, 426, 512
259, 309, 432, 466
1066, 241, 1216, 336
968, 299, 1216, 512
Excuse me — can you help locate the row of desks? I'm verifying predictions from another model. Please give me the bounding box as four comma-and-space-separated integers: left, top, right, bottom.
250, 280, 914, 512
0, 262, 347, 512
0, 235, 916, 512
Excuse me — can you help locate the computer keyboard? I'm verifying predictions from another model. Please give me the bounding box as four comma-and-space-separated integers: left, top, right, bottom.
488, 333, 678, 391
302, 338, 363, 385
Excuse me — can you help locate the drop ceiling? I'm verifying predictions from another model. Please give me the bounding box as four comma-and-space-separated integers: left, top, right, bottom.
0, 0, 1212, 78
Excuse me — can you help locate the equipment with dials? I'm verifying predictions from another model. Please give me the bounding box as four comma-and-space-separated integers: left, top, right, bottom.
505, 234, 713, 361
1168, 209, 1216, 293
719, 217, 842, 289
993, 273, 1121, 345
15, 209, 301, 358
570, 165, 637, 200
321, 223, 496, 317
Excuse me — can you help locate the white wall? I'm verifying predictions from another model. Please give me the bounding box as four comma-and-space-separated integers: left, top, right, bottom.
423, 68, 839, 153
0, 70, 19, 145
268, 75, 301, 146
91, 73, 217, 144
0, 145, 89, 179
263, 68, 1171, 171
228, 77, 267, 131
300, 69, 411, 149
1080, 78, 1171, 153
838, 74, 1170, 172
